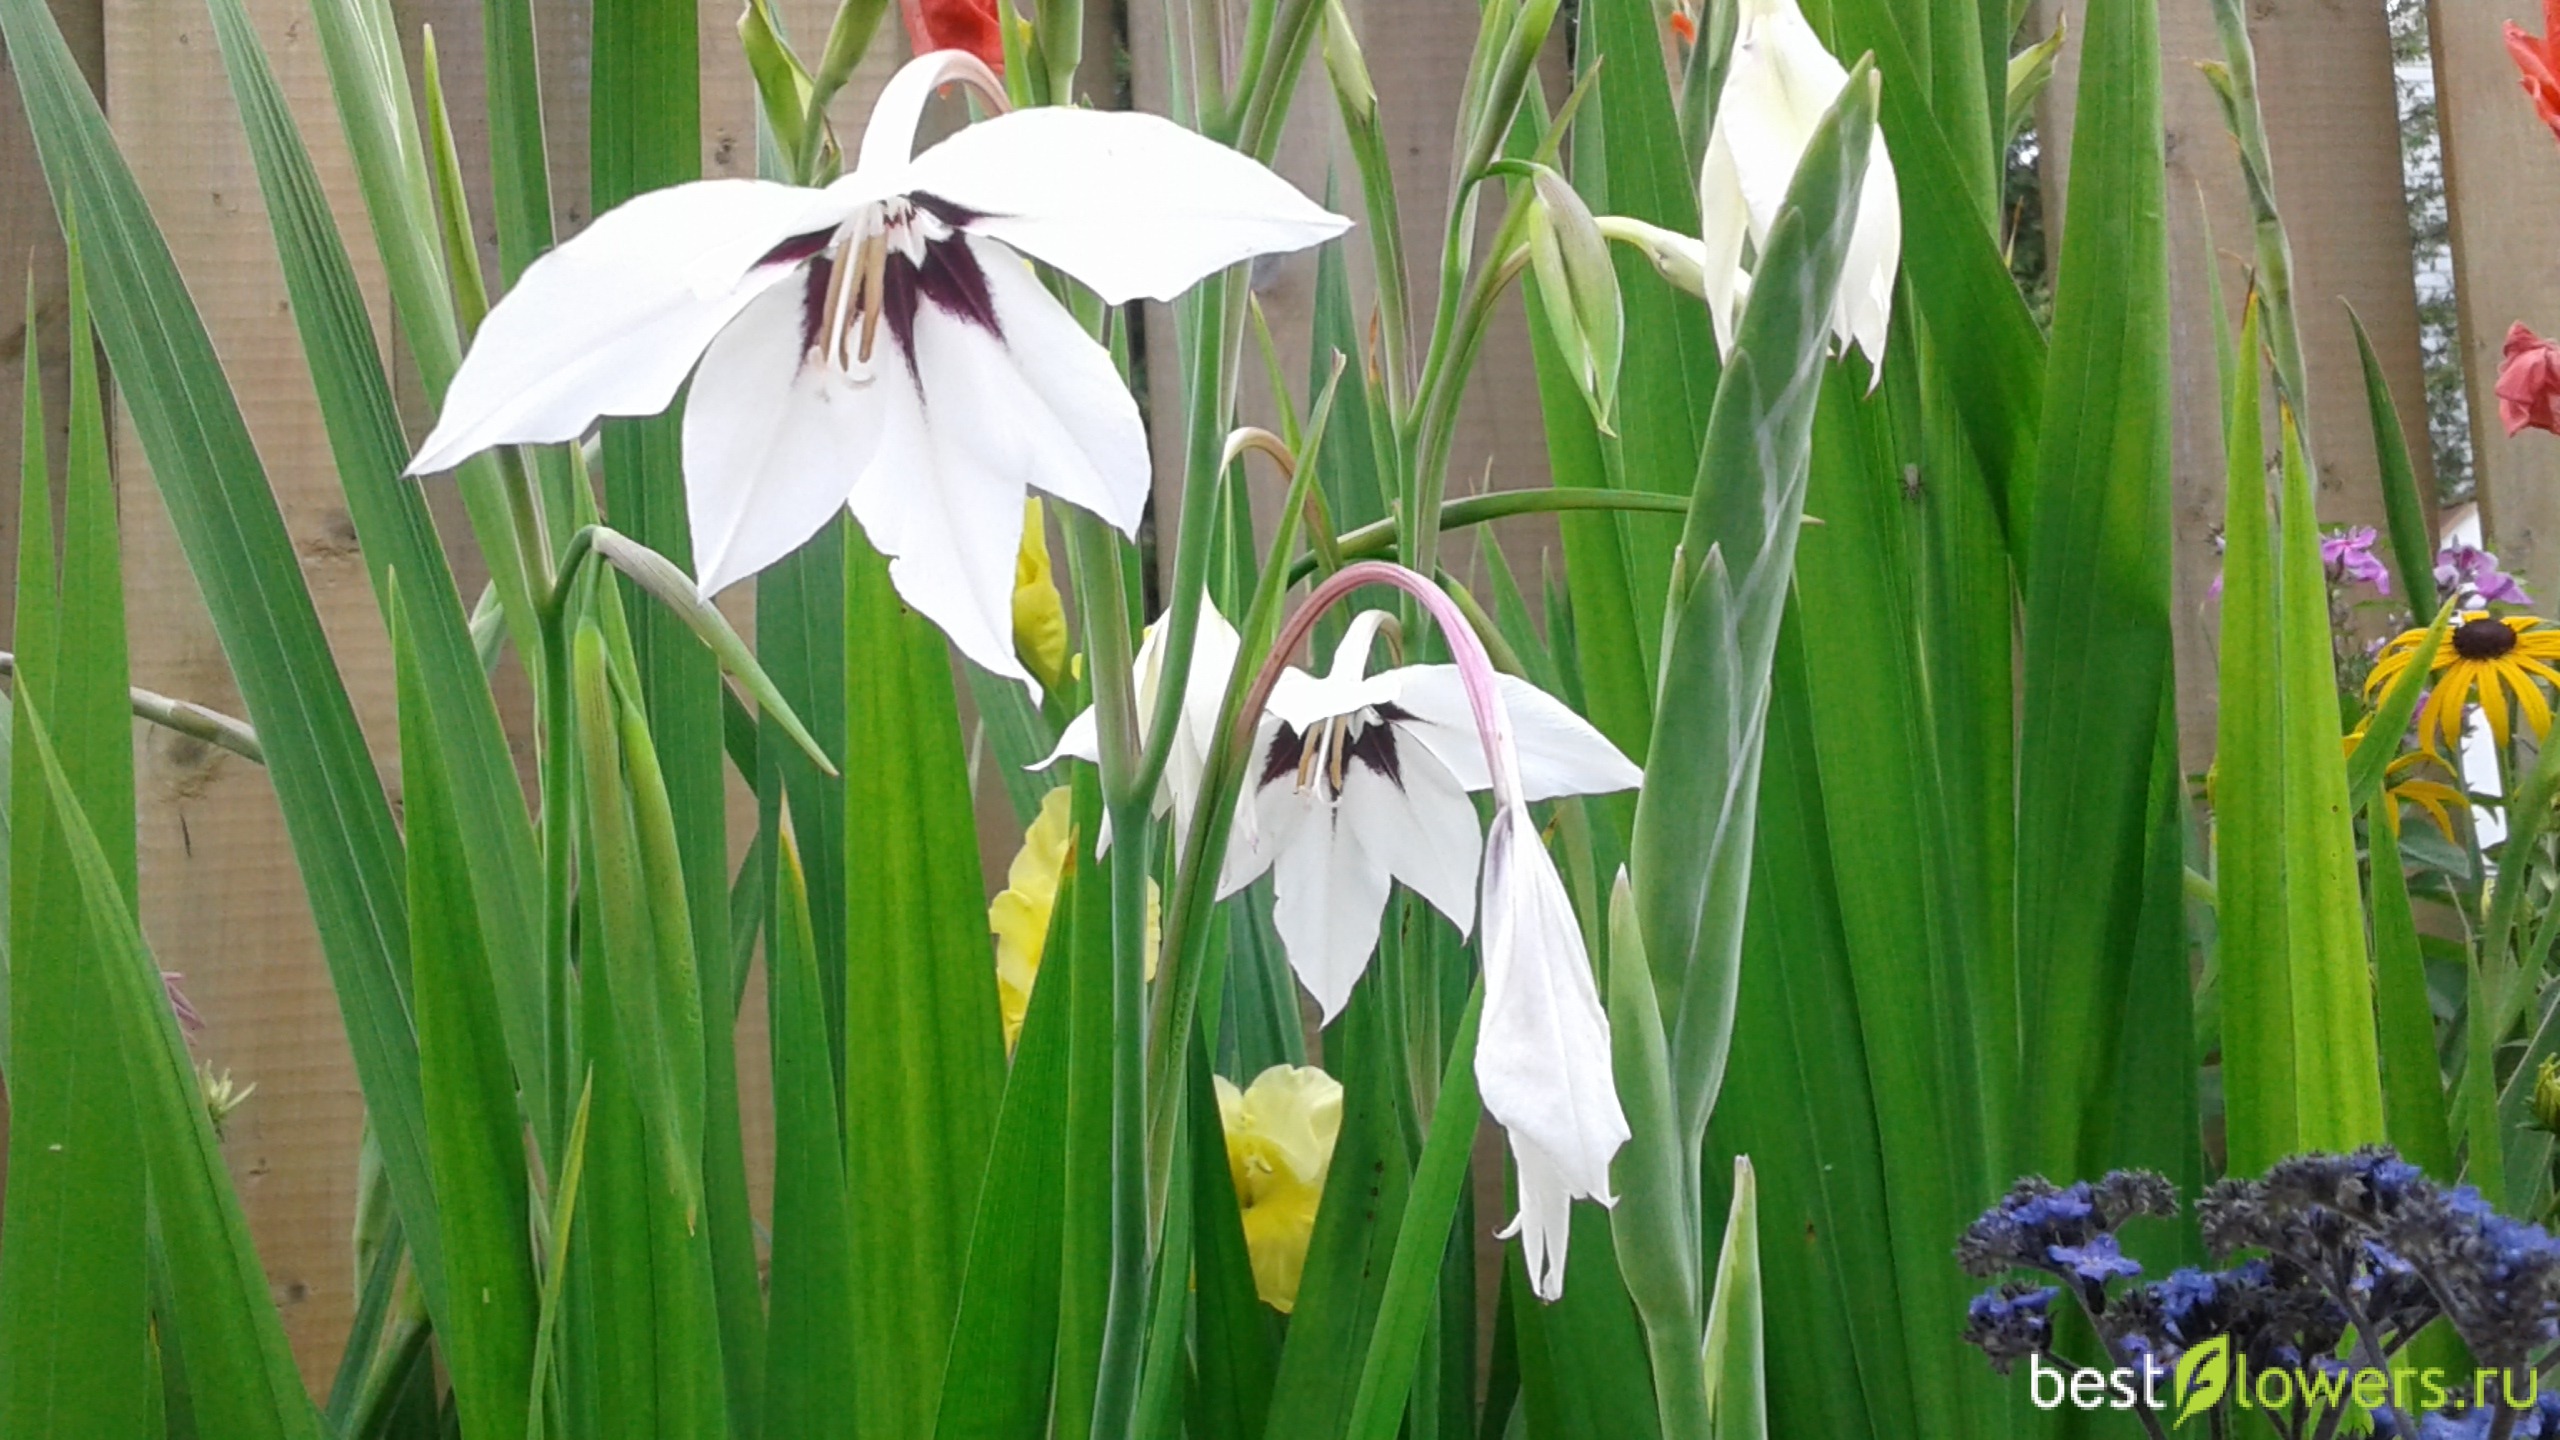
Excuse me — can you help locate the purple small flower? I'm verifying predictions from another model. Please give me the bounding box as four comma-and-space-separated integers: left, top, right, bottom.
2438, 543, 2533, 606
2048, 1234, 2144, 1285
2325, 525, 2393, 594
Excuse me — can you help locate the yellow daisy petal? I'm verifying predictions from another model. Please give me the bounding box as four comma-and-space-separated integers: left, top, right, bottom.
2481, 663, 2513, 748
2515, 667, 2555, 742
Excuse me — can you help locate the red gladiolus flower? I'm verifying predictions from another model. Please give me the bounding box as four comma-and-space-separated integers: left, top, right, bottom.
902, 0, 1005, 75
2509, 0, 2560, 142
2501, 323, 2560, 436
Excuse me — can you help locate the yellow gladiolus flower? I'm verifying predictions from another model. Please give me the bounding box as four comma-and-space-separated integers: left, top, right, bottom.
1013, 499, 1071, 693
1215, 1064, 1344, 1313
989, 785, 1158, 1051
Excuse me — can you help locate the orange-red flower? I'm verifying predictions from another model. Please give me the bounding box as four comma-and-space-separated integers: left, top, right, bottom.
2500, 322, 2560, 436
901, 0, 1004, 74
2509, 0, 2560, 141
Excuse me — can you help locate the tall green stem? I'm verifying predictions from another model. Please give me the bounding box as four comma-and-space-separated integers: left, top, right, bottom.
1060, 506, 1152, 1437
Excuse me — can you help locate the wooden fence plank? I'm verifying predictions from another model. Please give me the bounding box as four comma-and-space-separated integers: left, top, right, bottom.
86, 0, 900, 1386
104, 0, 401, 1385
2430, 0, 2560, 595
1, 0, 105, 669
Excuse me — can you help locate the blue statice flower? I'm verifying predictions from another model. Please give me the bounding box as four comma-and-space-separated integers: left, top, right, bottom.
2047, 1234, 2143, 1286
1957, 1170, 2176, 1295
1967, 1148, 2560, 1437
1961, 1284, 2056, 1374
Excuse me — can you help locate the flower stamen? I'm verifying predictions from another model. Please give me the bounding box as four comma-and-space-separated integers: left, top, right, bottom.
856, 228, 892, 365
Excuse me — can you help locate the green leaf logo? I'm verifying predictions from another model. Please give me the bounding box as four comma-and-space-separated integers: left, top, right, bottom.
2174, 1335, 2231, 1428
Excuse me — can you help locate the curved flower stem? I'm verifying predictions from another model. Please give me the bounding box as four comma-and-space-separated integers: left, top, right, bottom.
1301, 488, 1689, 579
1058, 504, 1154, 1437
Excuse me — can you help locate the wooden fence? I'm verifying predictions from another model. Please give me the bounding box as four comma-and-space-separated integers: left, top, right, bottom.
0, 0, 2543, 1385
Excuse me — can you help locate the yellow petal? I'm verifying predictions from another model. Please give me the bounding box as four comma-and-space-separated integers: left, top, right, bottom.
1213, 1063, 1346, 1311
2482, 665, 2513, 749
990, 787, 1077, 1051
1012, 498, 1071, 692
1142, 878, 1163, 983
2515, 665, 2555, 742
1241, 1189, 1322, 1314
1236, 1065, 1345, 1190
1215, 1074, 1252, 1195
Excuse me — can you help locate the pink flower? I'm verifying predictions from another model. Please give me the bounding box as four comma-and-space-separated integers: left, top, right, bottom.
900, 0, 1004, 75
2511, 0, 2560, 143
2322, 525, 2391, 595
2498, 323, 2560, 436
2437, 543, 2532, 607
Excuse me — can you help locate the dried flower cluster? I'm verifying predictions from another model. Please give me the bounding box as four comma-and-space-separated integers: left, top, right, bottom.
1960, 1150, 2560, 1439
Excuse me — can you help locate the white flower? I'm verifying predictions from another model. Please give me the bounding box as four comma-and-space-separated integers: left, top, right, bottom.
406, 51, 1349, 687
1479, 803, 1630, 1302
1216, 610, 1641, 1021
1040, 599, 1244, 852
1696, 0, 1900, 371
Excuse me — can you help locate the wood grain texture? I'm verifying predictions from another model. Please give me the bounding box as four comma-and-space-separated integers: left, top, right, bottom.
105, 0, 396, 1383
82, 0, 897, 1388
2430, 0, 2560, 593
1, 0, 105, 666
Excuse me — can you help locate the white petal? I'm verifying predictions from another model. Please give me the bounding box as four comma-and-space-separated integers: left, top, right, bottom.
1343, 741, 1481, 936
1498, 1132, 1579, 1303
684, 274, 886, 596
853, 50, 1002, 176
1266, 793, 1392, 1023
1388, 669, 1643, 801
1268, 610, 1400, 729
1695, 128, 1753, 356
1165, 604, 1245, 842
1476, 805, 1628, 1301
1838, 144, 1902, 375
846, 236, 1150, 689
1715, 0, 1844, 252
845, 315, 1032, 686
899, 107, 1352, 305
410, 179, 855, 473
1036, 708, 1100, 768
1217, 718, 1301, 897
1049, 597, 1243, 852
969, 241, 1152, 533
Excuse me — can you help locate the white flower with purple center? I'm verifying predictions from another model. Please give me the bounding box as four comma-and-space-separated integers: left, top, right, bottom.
406, 50, 1348, 688
1216, 610, 1643, 1022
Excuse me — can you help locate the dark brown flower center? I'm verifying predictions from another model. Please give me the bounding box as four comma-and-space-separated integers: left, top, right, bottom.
2454, 617, 2520, 661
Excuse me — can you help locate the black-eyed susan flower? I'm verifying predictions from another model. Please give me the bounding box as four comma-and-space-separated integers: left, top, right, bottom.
2344, 724, 2467, 843
2365, 611, 2560, 753
1214, 1064, 1344, 1313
